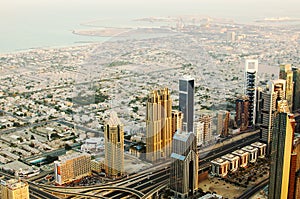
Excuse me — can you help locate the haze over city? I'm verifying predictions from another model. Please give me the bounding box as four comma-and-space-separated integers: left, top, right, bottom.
0, 1, 300, 199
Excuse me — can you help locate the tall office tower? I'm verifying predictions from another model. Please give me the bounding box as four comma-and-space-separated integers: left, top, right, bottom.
217, 110, 230, 137
259, 82, 278, 154
255, 87, 263, 125
245, 59, 258, 126
288, 137, 300, 199
179, 77, 195, 133
235, 95, 249, 131
170, 131, 198, 198
171, 110, 183, 136
1, 179, 29, 199
104, 112, 124, 177
292, 67, 300, 111
269, 100, 295, 199
54, 152, 91, 185
199, 115, 213, 144
279, 64, 294, 111
257, 80, 288, 154
146, 88, 173, 162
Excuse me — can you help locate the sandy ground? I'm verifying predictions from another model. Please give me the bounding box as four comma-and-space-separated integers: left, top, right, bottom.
250, 191, 268, 199
124, 153, 152, 174
199, 177, 246, 199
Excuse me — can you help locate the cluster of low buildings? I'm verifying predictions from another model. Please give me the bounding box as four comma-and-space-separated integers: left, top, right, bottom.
211, 142, 267, 177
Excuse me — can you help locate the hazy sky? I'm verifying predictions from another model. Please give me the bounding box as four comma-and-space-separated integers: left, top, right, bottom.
1, 0, 300, 20
1, 0, 300, 52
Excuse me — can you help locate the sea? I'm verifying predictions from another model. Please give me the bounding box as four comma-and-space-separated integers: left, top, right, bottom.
0, 0, 299, 54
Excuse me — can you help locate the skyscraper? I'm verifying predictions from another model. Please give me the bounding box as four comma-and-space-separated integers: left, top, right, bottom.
179, 77, 195, 133
258, 82, 278, 154
235, 95, 249, 131
245, 59, 258, 126
292, 67, 300, 111
170, 130, 198, 198
269, 100, 295, 199
257, 80, 288, 154
104, 112, 124, 177
289, 136, 300, 199
146, 88, 172, 162
217, 110, 230, 137
279, 64, 294, 111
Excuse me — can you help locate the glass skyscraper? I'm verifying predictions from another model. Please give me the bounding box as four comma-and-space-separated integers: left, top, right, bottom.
179, 77, 195, 133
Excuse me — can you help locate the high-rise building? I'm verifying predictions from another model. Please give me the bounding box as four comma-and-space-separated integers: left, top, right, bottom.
258, 83, 278, 154
104, 112, 124, 177
227, 31, 236, 43
269, 100, 295, 199
171, 110, 183, 137
194, 121, 204, 146
1, 179, 29, 199
245, 59, 258, 126
170, 131, 198, 198
257, 80, 288, 154
235, 95, 249, 131
280, 64, 294, 111
146, 88, 172, 162
54, 152, 91, 185
217, 110, 230, 137
199, 115, 213, 144
292, 67, 300, 111
289, 136, 300, 199
179, 77, 195, 133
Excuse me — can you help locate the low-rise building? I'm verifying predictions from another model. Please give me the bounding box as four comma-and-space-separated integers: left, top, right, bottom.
232, 150, 249, 168
251, 142, 267, 158
91, 158, 105, 173
222, 154, 239, 172
54, 152, 91, 185
242, 146, 258, 163
211, 158, 230, 177
1, 179, 29, 199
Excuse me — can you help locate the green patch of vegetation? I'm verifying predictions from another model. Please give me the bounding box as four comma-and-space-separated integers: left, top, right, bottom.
108, 61, 132, 67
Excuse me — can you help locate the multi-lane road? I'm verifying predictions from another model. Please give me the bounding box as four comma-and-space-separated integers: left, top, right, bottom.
36, 131, 261, 199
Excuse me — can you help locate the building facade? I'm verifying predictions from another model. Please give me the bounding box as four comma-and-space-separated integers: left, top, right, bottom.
279, 64, 294, 111
245, 59, 258, 125
170, 131, 198, 198
269, 100, 295, 199
194, 121, 204, 146
217, 110, 230, 137
104, 112, 124, 177
54, 152, 91, 185
146, 88, 173, 162
292, 67, 300, 111
171, 110, 183, 137
179, 77, 195, 133
235, 95, 249, 131
1, 179, 29, 199
199, 115, 213, 144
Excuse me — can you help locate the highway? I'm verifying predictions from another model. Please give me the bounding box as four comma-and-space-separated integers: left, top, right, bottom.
2, 130, 260, 199
57, 131, 261, 198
